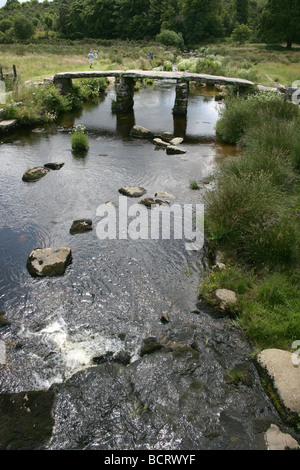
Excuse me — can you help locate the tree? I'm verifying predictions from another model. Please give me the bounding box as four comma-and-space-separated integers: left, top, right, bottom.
234, 0, 249, 25
231, 22, 252, 44
13, 15, 35, 39
259, 0, 300, 49
181, 0, 224, 46
3, 0, 21, 10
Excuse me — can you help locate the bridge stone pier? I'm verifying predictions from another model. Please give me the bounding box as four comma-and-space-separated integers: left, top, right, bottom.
173, 81, 189, 116
53, 70, 255, 114
114, 76, 135, 113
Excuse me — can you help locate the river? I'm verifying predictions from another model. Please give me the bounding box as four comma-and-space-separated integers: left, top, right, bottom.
0, 81, 293, 450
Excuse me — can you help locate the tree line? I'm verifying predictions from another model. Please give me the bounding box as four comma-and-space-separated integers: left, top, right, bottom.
0, 0, 299, 49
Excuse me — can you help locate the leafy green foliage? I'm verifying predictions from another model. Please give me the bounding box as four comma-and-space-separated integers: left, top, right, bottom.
0, 0, 275, 47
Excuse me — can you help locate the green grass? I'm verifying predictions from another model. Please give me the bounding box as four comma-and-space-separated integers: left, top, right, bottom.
0, 40, 299, 86
190, 179, 200, 190
0, 40, 178, 83
201, 88, 300, 351
200, 264, 300, 350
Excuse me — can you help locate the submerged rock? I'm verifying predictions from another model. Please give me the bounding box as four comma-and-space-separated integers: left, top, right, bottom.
166, 145, 187, 155
119, 186, 146, 197
140, 197, 157, 207
70, 219, 93, 235
160, 311, 170, 324
0, 310, 10, 329
0, 390, 55, 450
22, 166, 50, 182
161, 131, 174, 142
140, 337, 163, 357
26, 247, 72, 277
155, 191, 175, 199
44, 162, 64, 170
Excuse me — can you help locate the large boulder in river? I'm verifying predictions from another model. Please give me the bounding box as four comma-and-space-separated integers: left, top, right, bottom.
256, 349, 300, 418
26, 247, 72, 277
22, 166, 50, 182
119, 186, 146, 197
130, 125, 153, 139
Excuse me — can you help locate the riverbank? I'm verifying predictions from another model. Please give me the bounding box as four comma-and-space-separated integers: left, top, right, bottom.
0, 77, 108, 128
199, 89, 300, 352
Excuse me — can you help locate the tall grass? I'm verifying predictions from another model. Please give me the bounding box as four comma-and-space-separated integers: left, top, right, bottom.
216, 91, 299, 144
201, 90, 300, 349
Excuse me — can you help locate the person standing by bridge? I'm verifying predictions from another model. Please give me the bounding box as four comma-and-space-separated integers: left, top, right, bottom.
88, 51, 94, 68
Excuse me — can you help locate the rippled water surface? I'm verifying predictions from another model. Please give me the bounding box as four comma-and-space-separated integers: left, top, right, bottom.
0, 82, 293, 450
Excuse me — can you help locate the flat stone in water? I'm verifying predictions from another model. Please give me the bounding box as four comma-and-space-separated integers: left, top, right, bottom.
26, 247, 72, 277
44, 162, 64, 170
22, 166, 50, 182
70, 219, 93, 235
155, 191, 175, 199
119, 186, 146, 197
153, 138, 169, 148
170, 137, 184, 145
166, 145, 187, 155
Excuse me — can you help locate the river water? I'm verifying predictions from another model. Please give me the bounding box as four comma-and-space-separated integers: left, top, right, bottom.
0, 81, 295, 450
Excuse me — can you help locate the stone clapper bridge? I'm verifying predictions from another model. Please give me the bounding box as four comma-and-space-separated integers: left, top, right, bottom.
53, 69, 254, 115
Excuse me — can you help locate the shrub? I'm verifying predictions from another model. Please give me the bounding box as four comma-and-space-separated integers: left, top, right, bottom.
155, 30, 184, 50
190, 180, 200, 190
71, 125, 89, 151
230, 24, 252, 44
13, 16, 35, 40
216, 91, 299, 145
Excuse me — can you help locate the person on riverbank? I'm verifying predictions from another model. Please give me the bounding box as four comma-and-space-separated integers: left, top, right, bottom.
88, 51, 93, 68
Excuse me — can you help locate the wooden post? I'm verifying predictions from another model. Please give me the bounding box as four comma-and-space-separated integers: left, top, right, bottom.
0, 68, 3, 81
13, 65, 17, 78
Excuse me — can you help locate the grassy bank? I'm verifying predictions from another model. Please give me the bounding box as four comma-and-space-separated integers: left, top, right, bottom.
2, 77, 108, 126
200, 90, 300, 351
